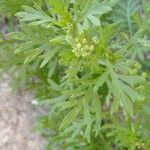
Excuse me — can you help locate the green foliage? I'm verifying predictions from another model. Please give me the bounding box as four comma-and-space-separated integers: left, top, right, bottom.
0, 0, 150, 150
111, 0, 150, 60
0, 0, 32, 18
112, 0, 141, 36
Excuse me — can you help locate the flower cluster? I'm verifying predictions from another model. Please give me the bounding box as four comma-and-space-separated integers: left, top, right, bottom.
72, 36, 95, 58
136, 141, 145, 149
129, 62, 141, 75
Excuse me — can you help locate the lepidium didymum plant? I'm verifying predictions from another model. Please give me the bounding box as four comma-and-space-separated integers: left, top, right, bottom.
7, 0, 149, 149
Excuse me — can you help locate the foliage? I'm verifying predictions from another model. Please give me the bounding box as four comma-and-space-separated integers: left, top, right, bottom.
0, 0, 150, 149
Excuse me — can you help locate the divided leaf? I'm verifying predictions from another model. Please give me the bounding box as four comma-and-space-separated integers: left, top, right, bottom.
60, 103, 83, 129
16, 3, 53, 27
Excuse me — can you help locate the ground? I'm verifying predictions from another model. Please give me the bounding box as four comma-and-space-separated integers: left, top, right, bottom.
0, 74, 46, 150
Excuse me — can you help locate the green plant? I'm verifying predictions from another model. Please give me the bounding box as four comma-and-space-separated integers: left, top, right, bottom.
0, 0, 150, 149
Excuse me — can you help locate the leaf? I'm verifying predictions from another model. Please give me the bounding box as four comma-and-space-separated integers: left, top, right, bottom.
48, 0, 67, 15
118, 74, 145, 87
47, 79, 61, 91
88, 14, 101, 26
137, 38, 150, 47
40, 95, 68, 107
56, 100, 78, 111
93, 93, 102, 136
48, 60, 57, 77
10, 24, 58, 66
70, 124, 82, 141
121, 94, 134, 116
59, 50, 75, 66
106, 79, 120, 114
94, 71, 108, 93
48, 0, 72, 26
102, 124, 118, 129
77, 0, 118, 27
40, 48, 59, 68
106, 60, 142, 115
7, 32, 25, 40
49, 36, 66, 45
119, 80, 141, 101
16, 3, 53, 27
106, 129, 119, 137
84, 102, 91, 142
112, 0, 141, 36
24, 47, 43, 64
60, 103, 83, 129
62, 123, 83, 141
14, 41, 35, 54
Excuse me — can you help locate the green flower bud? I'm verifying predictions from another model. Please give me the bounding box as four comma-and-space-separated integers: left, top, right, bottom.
89, 45, 94, 51
80, 48, 84, 51
76, 43, 81, 48
82, 52, 88, 57
75, 53, 80, 57
92, 36, 99, 44
134, 62, 141, 69
136, 142, 139, 146
129, 69, 138, 75
82, 38, 87, 43
141, 97, 145, 101
75, 38, 79, 43
136, 85, 144, 92
84, 45, 90, 50
141, 143, 145, 147
72, 35, 95, 58
137, 145, 141, 149
142, 72, 147, 78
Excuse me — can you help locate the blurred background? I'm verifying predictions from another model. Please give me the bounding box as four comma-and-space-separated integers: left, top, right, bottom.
0, 1, 47, 149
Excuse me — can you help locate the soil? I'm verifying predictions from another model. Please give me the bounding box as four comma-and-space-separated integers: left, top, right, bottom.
0, 74, 46, 150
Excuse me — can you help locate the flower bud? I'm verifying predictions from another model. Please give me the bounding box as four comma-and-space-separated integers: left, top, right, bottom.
76, 43, 81, 48
129, 69, 138, 75
142, 72, 147, 78
92, 36, 99, 44
82, 38, 87, 43
90, 45, 94, 51
134, 62, 141, 69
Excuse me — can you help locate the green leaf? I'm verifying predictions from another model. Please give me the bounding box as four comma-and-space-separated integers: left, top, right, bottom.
47, 79, 61, 91
7, 32, 25, 40
121, 94, 134, 116
59, 50, 75, 66
40, 48, 59, 68
77, 0, 118, 27
48, 0, 67, 15
56, 100, 78, 111
118, 75, 145, 87
93, 93, 102, 136
14, 41, 35, 54
137, 38, 150, 47
84, 102, 91, 142
119, 80, 141, 101
40, 95, 68, 107
106, 60, 141, 115
24, 47, 43, 64
60, 103, 83, 129
112, 0, 141, 36
49, 36, 66, 45
16, 3, 53, 27
94, 71, 108, 93
48, 0, 72, 26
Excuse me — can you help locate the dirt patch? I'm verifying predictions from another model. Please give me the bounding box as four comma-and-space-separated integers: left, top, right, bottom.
0, 74, 46, 150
